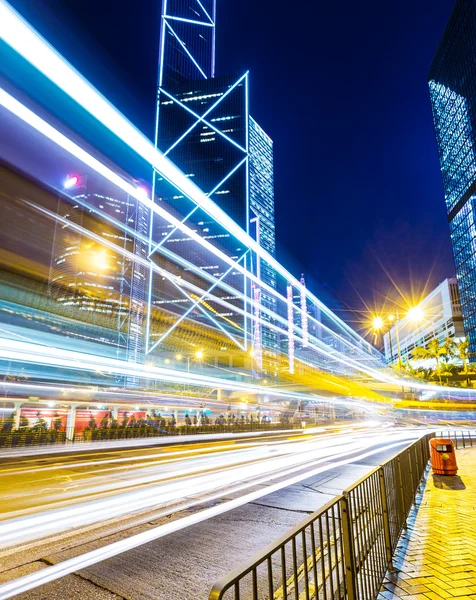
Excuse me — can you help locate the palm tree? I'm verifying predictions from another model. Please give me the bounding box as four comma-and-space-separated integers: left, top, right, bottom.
441, 337, 456, 365
457, 338, 470, 374
412, 338, 446, 384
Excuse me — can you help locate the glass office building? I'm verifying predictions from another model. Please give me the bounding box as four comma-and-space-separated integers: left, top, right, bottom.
49, 177, 147, 371
152, 0, 277, 362
428, 0, 476, 353
249, 117, 277, 356
154, 74, 249, 337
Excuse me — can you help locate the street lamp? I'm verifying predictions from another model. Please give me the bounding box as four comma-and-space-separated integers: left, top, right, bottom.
407, 305, 423, 323
372, 305, 424, 368
372, 315, 397, 366
372, 316, 384, 331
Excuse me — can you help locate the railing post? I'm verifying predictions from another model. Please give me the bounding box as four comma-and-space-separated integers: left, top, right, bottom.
378, 467, 393, 571
407, 447, 416, 504
339, 494, 357, 600
396, 455, 407, 528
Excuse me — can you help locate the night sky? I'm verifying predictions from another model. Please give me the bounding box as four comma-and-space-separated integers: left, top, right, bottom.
9, 0, 457, 328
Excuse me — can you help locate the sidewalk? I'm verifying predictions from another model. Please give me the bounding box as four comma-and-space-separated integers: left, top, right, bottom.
379, 448, 476, 600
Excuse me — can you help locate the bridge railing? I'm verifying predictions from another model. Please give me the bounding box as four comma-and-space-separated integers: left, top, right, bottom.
209, 434, 432, 600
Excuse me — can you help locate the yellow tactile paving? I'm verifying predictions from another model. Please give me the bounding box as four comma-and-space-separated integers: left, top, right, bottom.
378, 448, 476, 600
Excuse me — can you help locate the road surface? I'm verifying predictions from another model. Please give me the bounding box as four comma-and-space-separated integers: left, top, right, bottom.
0, 426, 424, 599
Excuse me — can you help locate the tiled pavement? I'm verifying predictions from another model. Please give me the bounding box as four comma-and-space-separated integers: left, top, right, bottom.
378, 448, 476, 600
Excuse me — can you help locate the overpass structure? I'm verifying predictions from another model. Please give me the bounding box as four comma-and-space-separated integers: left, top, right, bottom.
0, 1, 475, 426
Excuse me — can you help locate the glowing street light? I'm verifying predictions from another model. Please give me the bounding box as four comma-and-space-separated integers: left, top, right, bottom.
372, 316, 384, 331
372, 305, 424, 369
407, 305, 423, 323
87, 249, 109, 271
175, 354, 182, 361
195, 350, 204, 360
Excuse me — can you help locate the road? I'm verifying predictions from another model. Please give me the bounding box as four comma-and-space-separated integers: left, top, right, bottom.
0, 426, 425, 599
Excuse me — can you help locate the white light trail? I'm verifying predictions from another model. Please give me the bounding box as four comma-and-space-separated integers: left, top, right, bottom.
0, 90, 385, 375
0, 0, 375, 352
287, 283, 295, 375
1, 3, 474, 395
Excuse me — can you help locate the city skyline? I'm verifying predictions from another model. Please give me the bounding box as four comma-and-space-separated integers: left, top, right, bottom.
7, 0, 457, 319
2, 3, 476, 599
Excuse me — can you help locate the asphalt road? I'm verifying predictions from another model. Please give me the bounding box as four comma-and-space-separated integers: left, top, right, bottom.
0, 426, 425, 600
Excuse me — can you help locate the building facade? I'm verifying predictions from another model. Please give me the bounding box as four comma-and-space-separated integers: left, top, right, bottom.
428, 0, 476, 354
383, 279, 464, 363
49, 176, 147, 373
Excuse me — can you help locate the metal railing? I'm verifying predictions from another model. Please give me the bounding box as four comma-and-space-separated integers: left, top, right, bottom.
209, 434, 432, 600
0, 430, 68, 449
0, 422, 296, 450
437, 430, 476, 449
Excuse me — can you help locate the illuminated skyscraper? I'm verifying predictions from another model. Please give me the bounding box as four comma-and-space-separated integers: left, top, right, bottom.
148, 0, 277, 367
428, 0, 476, 353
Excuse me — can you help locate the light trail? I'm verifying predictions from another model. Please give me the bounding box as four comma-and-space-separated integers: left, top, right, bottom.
0, 83, 467, 390
0, 433, 373, 539
0, 337, 384, 402
2, 334, 474, 399
0, 429, 414, 547
0, 431, 422, 599
0, 0, 376, 354
3, 2, 472, 396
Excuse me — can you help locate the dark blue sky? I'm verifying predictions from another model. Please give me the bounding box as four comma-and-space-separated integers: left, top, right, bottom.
10, 0, 456, 324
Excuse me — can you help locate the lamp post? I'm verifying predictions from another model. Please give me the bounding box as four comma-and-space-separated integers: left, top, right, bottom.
372, 306, 424, 369
175, 351, 204, 399
372, 315, 398, 365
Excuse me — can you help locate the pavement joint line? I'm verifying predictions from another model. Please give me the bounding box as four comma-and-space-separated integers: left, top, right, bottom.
63, 568, 129, 600
249, 501, 313, 514
0, 438, 417, 599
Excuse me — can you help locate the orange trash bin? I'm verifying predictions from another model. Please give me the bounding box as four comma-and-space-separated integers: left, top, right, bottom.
430, 438, 458, 475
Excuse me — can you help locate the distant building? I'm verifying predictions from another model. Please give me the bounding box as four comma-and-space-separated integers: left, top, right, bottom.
383, 278, 464, 363
49, 176, 147, 376
428, 0, 476, 354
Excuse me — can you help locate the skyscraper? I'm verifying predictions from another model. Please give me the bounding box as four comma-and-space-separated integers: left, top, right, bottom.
147, 0, 277, 368
428, 0, 476, 353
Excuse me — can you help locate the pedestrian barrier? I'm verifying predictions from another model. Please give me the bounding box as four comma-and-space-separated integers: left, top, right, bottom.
0, 422, 297, 451
437, 429, 476, 449
209, 434, 433, 600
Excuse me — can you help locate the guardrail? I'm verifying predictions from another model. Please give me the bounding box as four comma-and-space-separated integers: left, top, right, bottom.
209, 434, 432, 600
0, 422, 297, 450
437, 430, 476, 449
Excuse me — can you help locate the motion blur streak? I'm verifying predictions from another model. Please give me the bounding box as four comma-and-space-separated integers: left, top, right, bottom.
0, 430, 421, 599
1, 431, 383, 542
